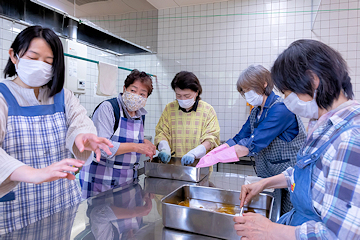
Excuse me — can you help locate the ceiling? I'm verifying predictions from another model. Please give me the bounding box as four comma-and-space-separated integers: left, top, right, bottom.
147, 0, 228, 10
34, 0, 229, 17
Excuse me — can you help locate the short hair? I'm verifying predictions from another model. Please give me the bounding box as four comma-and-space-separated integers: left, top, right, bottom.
236, 65, 273, 96
3, 25, 65, 97
124, 69, 153, 96
271, 39, 353, 110
171, 71, 202, 101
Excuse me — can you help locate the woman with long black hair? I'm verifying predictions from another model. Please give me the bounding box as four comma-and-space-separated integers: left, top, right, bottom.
0, 25, 112, 235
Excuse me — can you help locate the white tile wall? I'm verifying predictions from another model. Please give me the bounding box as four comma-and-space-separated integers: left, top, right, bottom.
90, 0, 359, 141
1, 0, 359, 150
0, 20, 28, 75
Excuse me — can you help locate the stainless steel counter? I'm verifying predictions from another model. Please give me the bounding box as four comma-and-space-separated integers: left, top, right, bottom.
0, 171, 281, 240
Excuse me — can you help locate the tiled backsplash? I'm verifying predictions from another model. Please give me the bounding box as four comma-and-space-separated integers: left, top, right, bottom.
1, 0, 359, 144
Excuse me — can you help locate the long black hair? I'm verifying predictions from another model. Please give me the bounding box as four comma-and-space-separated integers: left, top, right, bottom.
3, 25, 65, 97
271, 39, 353, 110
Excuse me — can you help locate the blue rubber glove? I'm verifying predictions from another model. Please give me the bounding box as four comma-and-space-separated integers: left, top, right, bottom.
158, 150, 171, 163
181, 153, 195, 165
181, 145, 207, 166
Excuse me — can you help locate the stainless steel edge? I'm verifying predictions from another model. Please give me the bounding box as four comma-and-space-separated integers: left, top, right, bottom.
161, 185, 274, 240
144, 175, 211, 196
144, 157, 209, 182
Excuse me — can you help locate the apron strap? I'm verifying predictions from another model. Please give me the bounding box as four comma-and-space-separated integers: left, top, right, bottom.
53, 89, 65, 112
298, 124, 360, 167
0, 83, 20, 108
264, 97, 282, 118
254, 97, 282, 129
0, 83, 65, 115
0, 191, 15, 202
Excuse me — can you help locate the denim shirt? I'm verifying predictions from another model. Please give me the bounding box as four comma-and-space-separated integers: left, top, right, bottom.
226, 91, 299, 156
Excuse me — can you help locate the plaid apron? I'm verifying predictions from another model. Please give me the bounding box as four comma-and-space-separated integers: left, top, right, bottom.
0, 83, 81, 234
249, 97, 306, 214
0, 203, 79, 240
87, 182, 144, 239
80, 104, 144, 198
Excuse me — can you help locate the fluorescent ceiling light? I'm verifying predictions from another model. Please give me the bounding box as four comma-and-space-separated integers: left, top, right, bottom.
11, 27, 22, 33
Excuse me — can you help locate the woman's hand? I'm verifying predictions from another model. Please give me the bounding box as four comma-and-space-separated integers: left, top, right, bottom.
144, 139, 156, 155
136, 141, 156, 159
234, 213, 296, 240
233, 213, 273, 240
135, 193, 154, 217
240, 181, 265, 207
10, 159, 85, 184
111, 192, 154, 219
240, 174, 288, 207
234, 144, 249, 158
75, 133, 114, 162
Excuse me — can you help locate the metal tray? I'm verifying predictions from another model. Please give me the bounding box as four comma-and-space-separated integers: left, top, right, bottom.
144, 174, 211, 196
161, 185, 274, 240
162, 227, 219, 240
144, 157, 209, 182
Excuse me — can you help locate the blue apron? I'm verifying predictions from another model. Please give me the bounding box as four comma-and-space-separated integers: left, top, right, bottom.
0, 83, 81, 234
277, 123, 360, 226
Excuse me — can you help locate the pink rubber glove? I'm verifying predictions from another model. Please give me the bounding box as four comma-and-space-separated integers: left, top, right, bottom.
195, 144, 228, 168
196, 146, 239, 168
206, 144, 229, 156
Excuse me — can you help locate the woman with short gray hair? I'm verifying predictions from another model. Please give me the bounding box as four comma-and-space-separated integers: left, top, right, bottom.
199, 65, 306, 215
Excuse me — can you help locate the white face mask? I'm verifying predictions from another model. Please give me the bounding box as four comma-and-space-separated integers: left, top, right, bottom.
283, 92, 319, 119
122, 90, 147, 112
244, 90, 264, 106
177, 97, 195, 109
15, 54, 53, 87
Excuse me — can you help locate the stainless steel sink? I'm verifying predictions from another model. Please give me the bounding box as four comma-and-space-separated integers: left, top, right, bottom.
144, 157, 209, 182
161, 185, 274, 239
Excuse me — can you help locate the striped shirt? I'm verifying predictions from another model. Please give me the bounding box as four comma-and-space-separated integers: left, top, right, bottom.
283, 100, 360, 239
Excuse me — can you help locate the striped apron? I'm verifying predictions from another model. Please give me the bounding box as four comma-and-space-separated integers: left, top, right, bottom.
80, 105, 144, 198
0, 83, 81, 234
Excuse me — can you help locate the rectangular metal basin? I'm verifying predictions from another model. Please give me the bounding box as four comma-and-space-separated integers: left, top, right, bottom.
161, 185, 274, 240
144, 157, 209, 182
144, 174, 211, 196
